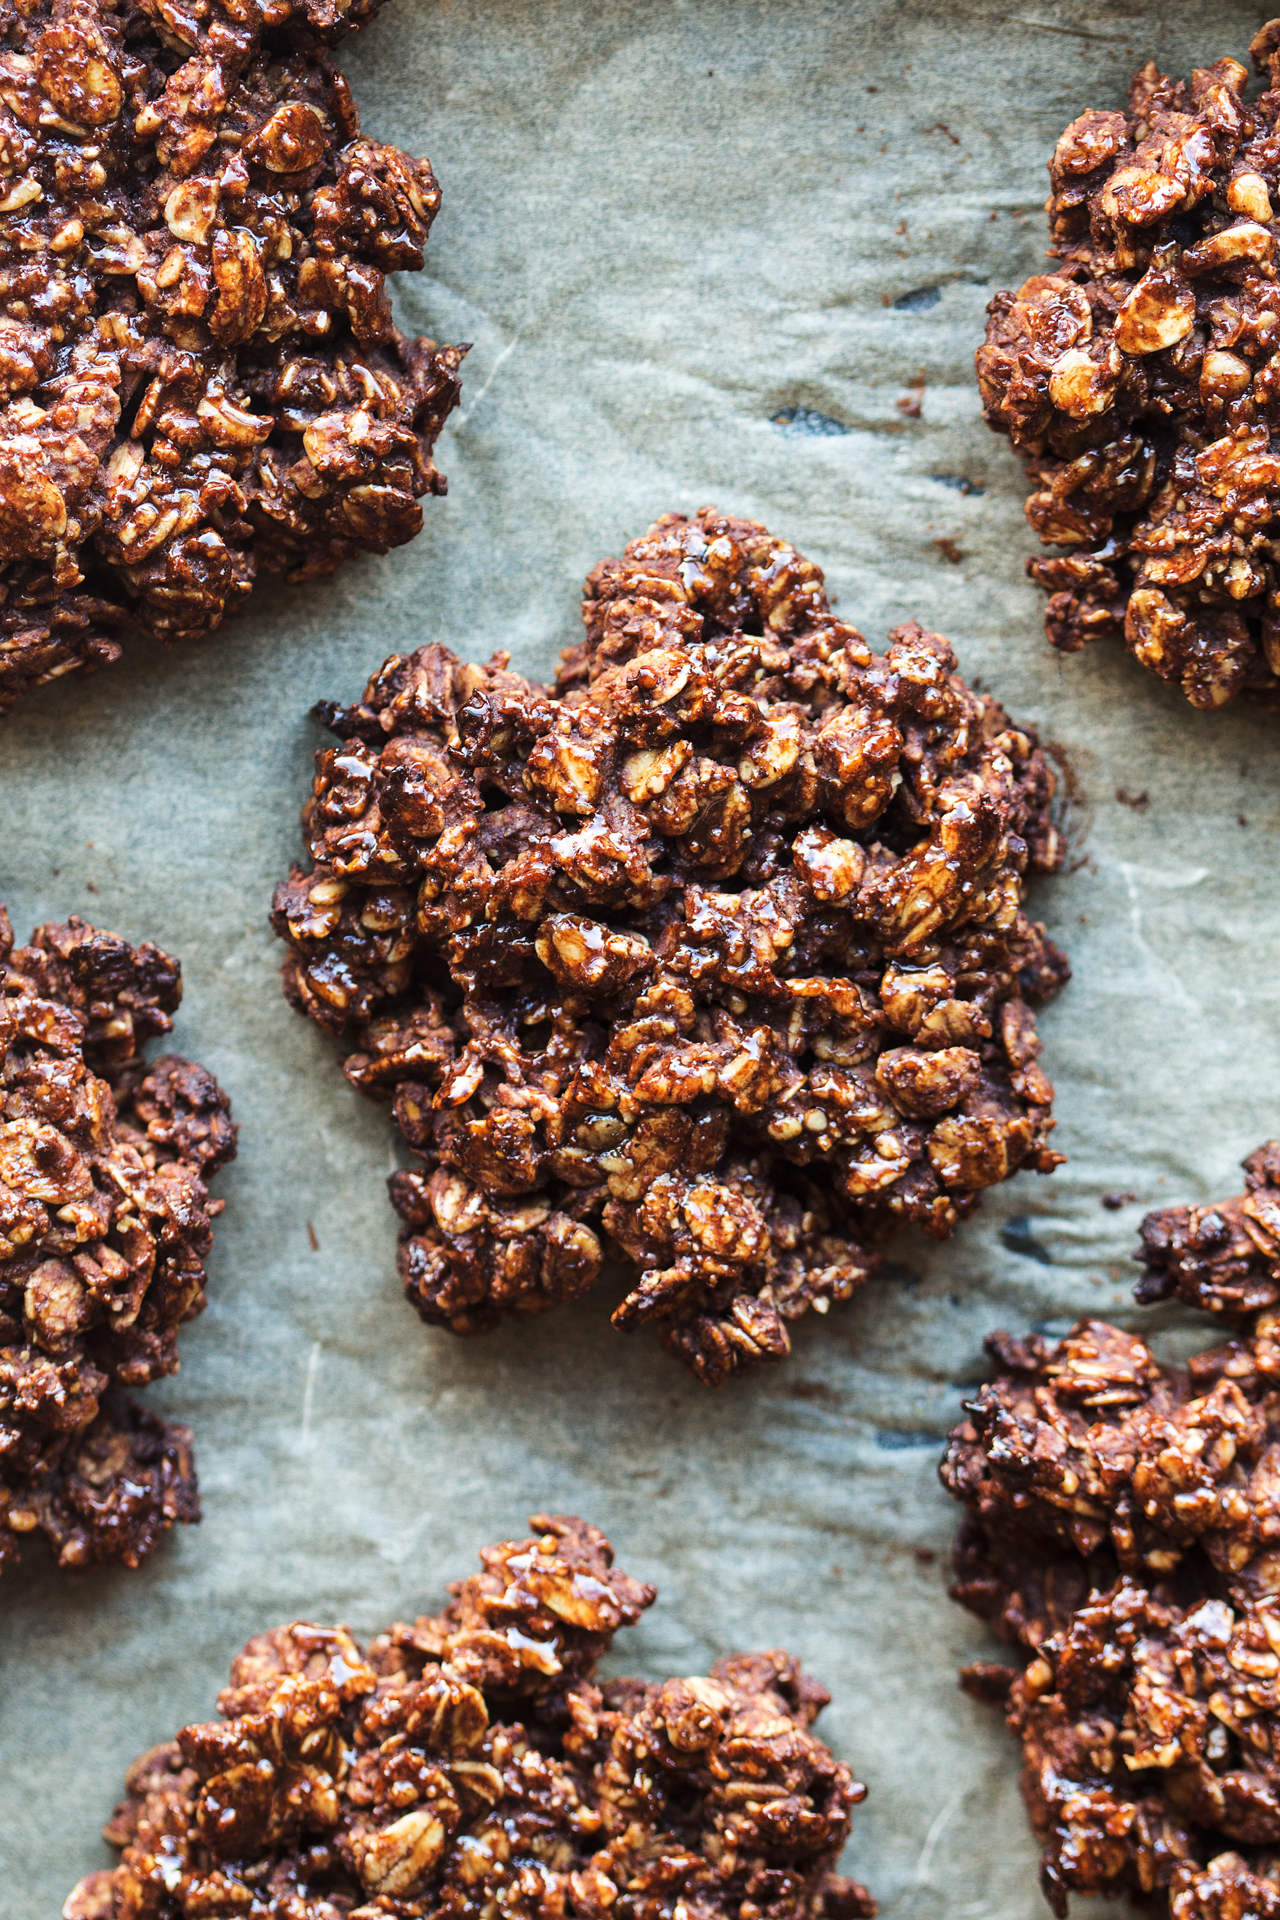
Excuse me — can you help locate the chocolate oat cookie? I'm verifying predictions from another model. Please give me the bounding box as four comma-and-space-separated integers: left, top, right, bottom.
941, 1302, 1280, 1915
977, 23, 1280, 711
271, 508, 1069, 1384
1137, 1139, 1280, 1320
0, 0, 463, 715
0, 906, 235, 1575
64, 1512, 877, 1920
939, 1151, 1280, 1913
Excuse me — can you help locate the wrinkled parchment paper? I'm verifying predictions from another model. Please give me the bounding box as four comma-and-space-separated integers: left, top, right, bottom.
6, 3, 1280, 1913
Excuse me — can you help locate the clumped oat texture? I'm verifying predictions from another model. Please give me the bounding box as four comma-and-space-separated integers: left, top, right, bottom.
64, 1513, 876, 1920
0, 0, 463, 715
271, 508, 1068, 1384
0, 905, 235, 1574
977, 23, 1280, 710
1138, 1140, 1280, 1319
941, 1299, 1280, 1917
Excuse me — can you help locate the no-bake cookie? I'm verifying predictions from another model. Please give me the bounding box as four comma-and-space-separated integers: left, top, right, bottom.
0, 906, 234, 1574
0, 0, 463, 714
1137, 1139, 1280, 1320
64, 1512, 875, 1920
978, 23, 1280, 710
941, 1144, 1280, 1917
272, 508, 1068, 1384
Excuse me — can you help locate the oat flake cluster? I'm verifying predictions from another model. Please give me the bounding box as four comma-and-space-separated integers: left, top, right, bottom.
942, 1141, 1280, 1918
272, 508, 1068, 1384
0, 0, 463, 714
978, 22, 1280, 710
64, 1513, 875, 1920
0, 906, 234, 1575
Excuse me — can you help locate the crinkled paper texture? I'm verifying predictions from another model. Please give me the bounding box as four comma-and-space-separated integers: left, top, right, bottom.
3, 3, 1279, 1915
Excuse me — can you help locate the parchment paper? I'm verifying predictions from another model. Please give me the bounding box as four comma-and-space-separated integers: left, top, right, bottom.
6, 3, 1280, 1913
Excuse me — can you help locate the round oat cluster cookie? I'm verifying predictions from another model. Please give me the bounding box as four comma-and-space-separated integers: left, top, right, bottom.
0, 0, 463, 714
0, 906, 235, 1575
64, 1513, 876, 1920
978, 23, 1280, 710
941, 1142, 1280, 1918
272, 508, 1068, 1384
